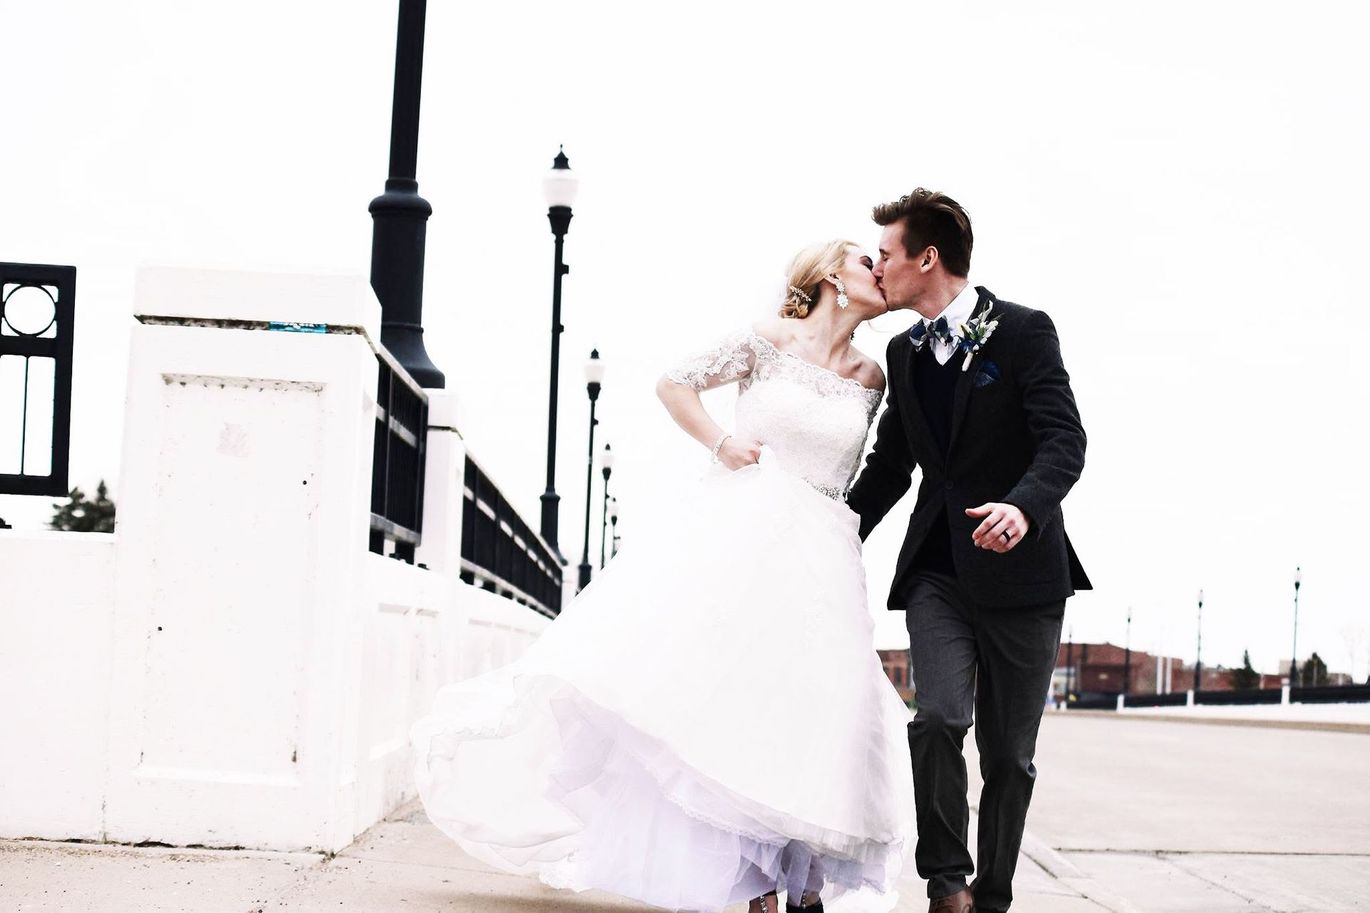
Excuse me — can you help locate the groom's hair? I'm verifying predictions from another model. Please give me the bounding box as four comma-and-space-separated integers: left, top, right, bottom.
872, 189, 973, 278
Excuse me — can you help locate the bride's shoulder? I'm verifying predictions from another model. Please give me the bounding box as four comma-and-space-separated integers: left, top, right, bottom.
748, 317, 790, 347
849, 347, 886, 392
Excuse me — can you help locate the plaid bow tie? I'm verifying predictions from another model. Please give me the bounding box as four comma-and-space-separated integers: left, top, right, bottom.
909, 316, 953, 351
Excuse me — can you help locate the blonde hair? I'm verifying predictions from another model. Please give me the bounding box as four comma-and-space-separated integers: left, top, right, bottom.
779, 239, 858, 318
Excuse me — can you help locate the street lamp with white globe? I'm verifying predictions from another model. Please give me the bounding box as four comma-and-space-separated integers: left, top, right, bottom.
577, 349, 605, 592
609, 497, 620, 559
1194, 588, 1204, 692
539, 147, 580, 564
1290, 567, 1303, 686
600, 443, 615, 569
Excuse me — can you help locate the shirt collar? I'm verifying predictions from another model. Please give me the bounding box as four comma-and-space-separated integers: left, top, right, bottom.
925, 281, 980, 334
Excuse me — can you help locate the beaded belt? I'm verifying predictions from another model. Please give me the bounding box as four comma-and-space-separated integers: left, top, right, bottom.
807, 481, 849, 502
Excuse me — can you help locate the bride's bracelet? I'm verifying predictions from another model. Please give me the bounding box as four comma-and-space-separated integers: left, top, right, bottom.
709, 433, 731, 462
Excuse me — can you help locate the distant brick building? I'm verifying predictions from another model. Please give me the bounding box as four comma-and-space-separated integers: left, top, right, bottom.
1055, 641, 1283, 699
877, 649, 914, 704
1057, 641, 1183, 697
879, 640, 1314, 706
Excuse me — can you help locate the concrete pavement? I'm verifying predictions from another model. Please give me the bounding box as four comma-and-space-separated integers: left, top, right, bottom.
3, 711, 1366, 912
992, 712, 1370, 912
0, 802, 1096, 913
0, 807, 653, 913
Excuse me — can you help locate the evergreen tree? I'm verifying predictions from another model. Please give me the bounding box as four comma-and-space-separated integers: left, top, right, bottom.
49, 479, 116, 533
1230, 650, 1260, 690
1301, 652, 1328, 687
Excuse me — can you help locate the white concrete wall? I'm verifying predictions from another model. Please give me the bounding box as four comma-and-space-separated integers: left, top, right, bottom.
352, 558, 548, 834
0, 530, 116, 841
0, 268, 552, 851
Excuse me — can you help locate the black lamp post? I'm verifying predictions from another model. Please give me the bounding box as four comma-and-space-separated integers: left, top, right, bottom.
599, 443, 614, 569
1065, 628, 1075, 703
577, 350, 604, 592
369, 0, 444, 388
609, 497, 620, 559
540, 147, 579, 564
1122, 606, 1132, 698
1194, 588, 1204, 692
1289, 567, 1302, 686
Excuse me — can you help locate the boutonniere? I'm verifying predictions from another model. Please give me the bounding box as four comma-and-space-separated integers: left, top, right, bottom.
952, 303, 1000, 372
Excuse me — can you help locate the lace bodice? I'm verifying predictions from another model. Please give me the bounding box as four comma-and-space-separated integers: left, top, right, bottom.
665, 329, 883, 500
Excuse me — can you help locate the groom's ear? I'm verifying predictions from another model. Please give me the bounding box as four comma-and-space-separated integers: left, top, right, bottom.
919, 246, 940, 272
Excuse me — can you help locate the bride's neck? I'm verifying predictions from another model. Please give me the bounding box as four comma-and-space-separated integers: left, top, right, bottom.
799, 295, 864, 360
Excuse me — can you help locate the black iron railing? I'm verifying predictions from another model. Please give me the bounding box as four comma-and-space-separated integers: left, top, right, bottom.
0, 262, 75, 496
370, 345, 427, 563
1069, 684, 1370, 711
1195, 688, 1283, 706
461, 454, 564, 618
1067, 695, 1120, 710
1291, 683, 1370, 704
1122, 692, 1190, 709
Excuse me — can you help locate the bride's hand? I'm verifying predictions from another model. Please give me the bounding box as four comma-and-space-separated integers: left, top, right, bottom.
718, 438, 763, 471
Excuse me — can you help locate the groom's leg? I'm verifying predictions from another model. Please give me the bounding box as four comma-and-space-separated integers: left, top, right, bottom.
969, 599, 1065, 913
904, 573, 978, 899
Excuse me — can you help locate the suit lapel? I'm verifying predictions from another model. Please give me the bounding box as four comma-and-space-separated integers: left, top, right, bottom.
947, 287, 997, 457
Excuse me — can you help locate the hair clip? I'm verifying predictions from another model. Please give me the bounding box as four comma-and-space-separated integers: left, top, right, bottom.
787, 286, 812, 303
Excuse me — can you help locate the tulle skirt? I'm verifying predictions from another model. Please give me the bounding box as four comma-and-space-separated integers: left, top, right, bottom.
410, 456, 914, 912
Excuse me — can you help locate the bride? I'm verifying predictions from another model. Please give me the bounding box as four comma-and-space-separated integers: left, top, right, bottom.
410, 239, 914, 913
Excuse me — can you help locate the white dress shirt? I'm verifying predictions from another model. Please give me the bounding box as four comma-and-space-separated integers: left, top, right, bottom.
923, 280, 980, 365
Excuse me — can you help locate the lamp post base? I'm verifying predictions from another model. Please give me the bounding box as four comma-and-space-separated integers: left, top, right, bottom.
577, 561, 592, 593
540, 490, 565, 565
370, 179, 445, 389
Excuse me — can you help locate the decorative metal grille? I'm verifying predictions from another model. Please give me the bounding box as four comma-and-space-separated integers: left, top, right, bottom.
0, 262, 76, 496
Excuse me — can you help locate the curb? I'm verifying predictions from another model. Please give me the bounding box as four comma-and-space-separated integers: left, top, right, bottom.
1060, 710, 1370, 735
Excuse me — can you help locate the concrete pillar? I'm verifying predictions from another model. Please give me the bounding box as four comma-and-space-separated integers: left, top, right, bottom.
414, 389, 465, 579
104, 268, 381, 852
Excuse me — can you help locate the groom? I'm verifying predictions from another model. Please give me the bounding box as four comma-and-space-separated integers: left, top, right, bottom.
847, 189, 1090, 913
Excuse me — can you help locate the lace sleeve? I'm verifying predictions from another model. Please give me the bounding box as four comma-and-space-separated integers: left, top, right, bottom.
663, 329, 759, 392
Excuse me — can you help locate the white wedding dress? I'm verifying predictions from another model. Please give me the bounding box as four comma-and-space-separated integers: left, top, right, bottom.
410, 329, 914, 912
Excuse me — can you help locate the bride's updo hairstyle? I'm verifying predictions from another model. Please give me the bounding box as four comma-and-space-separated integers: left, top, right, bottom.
779, 239, 858, 319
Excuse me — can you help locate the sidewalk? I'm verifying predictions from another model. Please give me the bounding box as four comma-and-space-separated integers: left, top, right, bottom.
4, 711, 1366, 912
1012, 712, 1370, 913
0, 801, 1100, 913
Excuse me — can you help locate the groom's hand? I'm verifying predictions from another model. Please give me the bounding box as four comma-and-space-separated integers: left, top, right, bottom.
966, 503, 1030, 553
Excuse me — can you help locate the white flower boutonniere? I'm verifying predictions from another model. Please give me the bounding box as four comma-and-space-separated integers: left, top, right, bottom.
953, 303, 1000, 372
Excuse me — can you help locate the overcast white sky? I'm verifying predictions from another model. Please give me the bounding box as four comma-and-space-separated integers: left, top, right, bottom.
2, 1, 1367, 678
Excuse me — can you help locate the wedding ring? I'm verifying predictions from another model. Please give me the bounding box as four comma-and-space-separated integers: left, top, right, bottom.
1001, 530, 1014, 542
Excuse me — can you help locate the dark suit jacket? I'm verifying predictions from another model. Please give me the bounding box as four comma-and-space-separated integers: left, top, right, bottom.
847, 287, 1090, 609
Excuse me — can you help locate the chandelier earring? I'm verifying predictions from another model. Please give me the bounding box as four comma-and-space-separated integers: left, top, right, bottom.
830, 275, 849, 310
